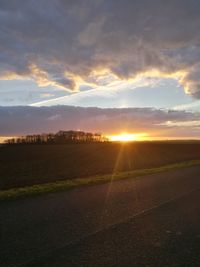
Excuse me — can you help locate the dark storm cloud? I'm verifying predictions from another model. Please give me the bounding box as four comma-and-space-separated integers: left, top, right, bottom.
0, 106, 199, 138
1, 0, 200, 96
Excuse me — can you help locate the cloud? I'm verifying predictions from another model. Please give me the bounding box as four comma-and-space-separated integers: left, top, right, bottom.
1, 1, 200, 97
0, 106, 199, 139
174, 100, 200, 111
40, 93, 55, 98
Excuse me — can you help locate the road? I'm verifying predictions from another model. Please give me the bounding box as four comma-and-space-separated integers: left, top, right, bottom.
1, 165, 200, 266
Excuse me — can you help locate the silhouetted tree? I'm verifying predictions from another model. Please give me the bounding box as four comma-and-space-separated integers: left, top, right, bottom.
5, 130, 108, 145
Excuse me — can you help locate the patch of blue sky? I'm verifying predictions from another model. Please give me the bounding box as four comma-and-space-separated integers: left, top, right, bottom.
31, 78, 197, 111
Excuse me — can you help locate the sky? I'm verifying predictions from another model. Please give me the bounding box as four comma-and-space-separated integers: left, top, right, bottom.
0, 0, 200, 139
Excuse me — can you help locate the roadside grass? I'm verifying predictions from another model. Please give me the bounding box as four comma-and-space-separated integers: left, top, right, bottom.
0, 159, 200, 201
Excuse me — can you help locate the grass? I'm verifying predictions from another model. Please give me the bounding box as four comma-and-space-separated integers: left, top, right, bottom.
1, 159, 200, 201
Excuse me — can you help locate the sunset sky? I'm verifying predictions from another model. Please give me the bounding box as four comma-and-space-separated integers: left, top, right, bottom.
0, 0, 200, 140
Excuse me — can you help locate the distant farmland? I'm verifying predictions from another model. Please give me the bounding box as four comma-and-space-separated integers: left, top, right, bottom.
0, 142, 200, 190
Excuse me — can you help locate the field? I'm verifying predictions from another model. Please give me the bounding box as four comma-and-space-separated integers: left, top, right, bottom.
1, 141, 200, 191
1, 142, 200, 266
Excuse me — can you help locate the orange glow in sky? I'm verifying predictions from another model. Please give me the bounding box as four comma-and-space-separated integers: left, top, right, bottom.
0, 136, 15, 143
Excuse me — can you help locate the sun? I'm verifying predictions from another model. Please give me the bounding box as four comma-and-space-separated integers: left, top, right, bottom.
107, 132, 149, 142
108, 133, 137, 142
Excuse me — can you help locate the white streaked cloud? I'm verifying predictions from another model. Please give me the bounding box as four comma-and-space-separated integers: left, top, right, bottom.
174, 101, 200, 111
159, 120, 200, 127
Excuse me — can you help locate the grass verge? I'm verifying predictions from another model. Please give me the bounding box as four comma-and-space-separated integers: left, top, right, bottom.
1, 159, 200, 201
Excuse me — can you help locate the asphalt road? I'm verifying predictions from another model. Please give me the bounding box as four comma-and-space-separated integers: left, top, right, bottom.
1, 165, 200, 267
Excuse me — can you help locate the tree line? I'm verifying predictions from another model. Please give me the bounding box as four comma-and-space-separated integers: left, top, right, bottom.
5, 130, 109, 145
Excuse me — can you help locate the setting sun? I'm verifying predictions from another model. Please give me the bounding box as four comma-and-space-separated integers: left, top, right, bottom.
108, 133, 136, 142
107, 133, 148, 142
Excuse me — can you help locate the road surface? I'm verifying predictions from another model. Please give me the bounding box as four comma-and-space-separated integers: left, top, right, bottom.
1, 165, 200, 266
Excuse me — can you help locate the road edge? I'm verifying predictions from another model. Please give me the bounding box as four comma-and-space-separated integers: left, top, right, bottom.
1, 159, 200, 201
